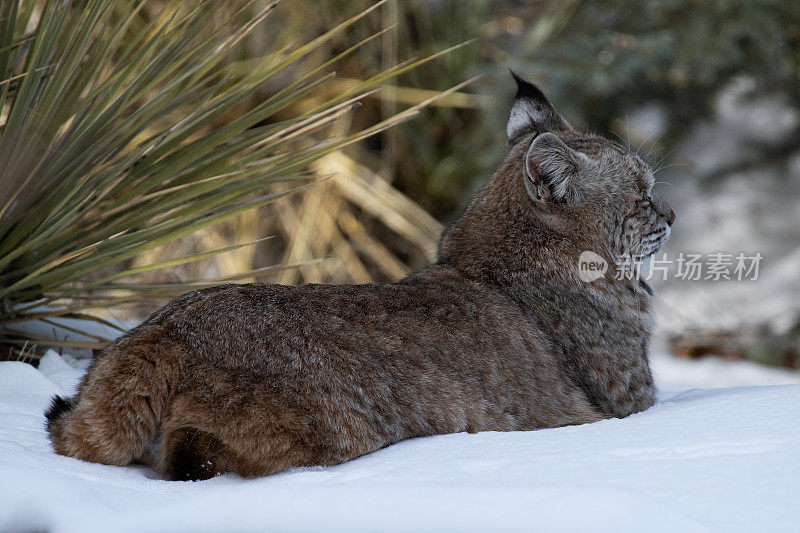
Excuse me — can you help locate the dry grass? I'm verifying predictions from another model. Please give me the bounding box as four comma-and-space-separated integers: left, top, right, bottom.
0, 0, 477, 354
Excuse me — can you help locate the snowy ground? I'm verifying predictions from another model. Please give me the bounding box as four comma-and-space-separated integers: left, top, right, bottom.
1, 350, 798, 532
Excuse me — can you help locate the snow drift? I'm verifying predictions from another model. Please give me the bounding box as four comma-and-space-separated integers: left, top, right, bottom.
0, 351, 797, 532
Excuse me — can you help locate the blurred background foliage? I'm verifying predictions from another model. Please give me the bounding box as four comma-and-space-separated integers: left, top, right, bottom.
2, 0, 799, 372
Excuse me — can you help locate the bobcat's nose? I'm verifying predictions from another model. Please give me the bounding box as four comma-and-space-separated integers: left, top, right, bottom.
666, 208, 676, 227
651, 193, 675, 227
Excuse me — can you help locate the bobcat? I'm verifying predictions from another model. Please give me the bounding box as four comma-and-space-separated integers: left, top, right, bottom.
46, 73, 675, 481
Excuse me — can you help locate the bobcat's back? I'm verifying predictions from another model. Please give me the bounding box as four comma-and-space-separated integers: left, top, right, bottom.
47, 268, 600, 479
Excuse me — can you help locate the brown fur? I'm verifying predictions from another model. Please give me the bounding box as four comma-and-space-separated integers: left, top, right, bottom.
46, 74, 674, 480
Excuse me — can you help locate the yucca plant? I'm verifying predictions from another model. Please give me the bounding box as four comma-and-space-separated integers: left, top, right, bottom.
0, 0, 472, 358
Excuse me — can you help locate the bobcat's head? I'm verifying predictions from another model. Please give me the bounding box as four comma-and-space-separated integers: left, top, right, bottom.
506, 72, 675, 263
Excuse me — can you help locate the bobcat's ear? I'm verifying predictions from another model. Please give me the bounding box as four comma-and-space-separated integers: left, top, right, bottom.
507, 70, 571, 143
524, 132, 582, 204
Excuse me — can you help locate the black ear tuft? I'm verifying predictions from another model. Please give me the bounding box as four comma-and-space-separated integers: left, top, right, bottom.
510, 69, 548, 102
507, 70, 571, 142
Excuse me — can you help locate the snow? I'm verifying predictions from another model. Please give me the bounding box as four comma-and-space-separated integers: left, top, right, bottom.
1, 351, 798, 532
648, 337, 800, 389
651, 352, 800, 388
6, 311, 127, 358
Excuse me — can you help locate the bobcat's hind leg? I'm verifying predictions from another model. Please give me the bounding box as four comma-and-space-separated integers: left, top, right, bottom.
159, 378, 334, 479
160, 427, 233, 481
46, 327, 180, 466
